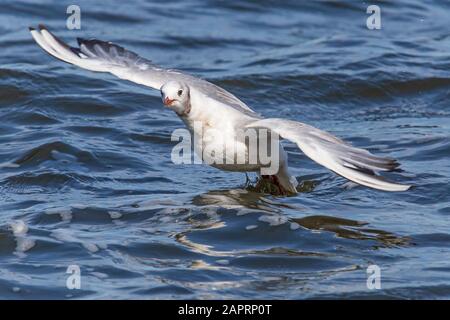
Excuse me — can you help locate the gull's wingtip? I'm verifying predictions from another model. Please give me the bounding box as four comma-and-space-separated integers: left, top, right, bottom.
38, 24, 48, 31
28, 26, 35, 31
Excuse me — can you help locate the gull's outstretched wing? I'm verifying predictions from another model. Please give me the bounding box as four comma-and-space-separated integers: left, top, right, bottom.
246, 118, 411, 192
29, 25, 257, 115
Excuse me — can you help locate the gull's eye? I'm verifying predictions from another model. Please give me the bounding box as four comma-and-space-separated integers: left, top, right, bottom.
177, 89, 183, 96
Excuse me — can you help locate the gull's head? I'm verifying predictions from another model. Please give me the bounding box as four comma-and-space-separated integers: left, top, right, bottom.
160, 81, 190, 116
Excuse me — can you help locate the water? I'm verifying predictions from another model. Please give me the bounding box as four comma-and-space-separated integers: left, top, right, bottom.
0, 0, 449, 299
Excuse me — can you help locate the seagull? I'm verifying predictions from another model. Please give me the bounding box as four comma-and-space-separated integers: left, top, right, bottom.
29, 25, 411, 195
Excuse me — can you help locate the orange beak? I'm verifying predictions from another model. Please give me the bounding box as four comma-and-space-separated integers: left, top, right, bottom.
164, 97, 175, 106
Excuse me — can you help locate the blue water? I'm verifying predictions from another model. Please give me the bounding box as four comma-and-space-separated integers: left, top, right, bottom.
0, 0, 449, 299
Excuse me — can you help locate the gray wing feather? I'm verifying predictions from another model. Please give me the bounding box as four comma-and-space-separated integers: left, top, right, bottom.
29, 25, 257, 116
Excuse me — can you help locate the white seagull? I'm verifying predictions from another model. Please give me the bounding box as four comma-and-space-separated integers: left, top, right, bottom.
29, 25, 411, 195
